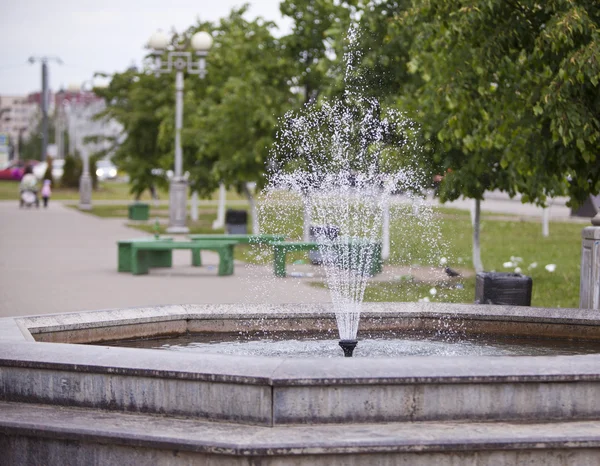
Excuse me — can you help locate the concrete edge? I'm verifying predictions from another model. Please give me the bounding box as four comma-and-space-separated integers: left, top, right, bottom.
2, 402, 600, 456
3, 341, 600, 385
14, 302, 600, 334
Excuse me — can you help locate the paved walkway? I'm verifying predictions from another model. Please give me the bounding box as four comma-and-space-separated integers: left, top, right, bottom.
0, 201, 330, 318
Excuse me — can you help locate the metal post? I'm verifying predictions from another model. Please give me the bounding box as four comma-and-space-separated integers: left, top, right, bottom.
174, 71, 183, 179
167, 70, 189, 233
79, 149, 92, 210
41, 60, 48, 161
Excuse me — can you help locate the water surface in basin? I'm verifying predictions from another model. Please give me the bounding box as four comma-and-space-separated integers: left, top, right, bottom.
107, 332, 600, 358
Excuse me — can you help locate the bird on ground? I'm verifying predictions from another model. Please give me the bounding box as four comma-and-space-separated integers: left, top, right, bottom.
445, 267, 461, 277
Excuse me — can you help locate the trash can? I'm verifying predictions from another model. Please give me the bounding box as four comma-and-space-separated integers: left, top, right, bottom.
331, 237, 383, 277
475, 272, 532, 306
225, 209, 248, 234
309, 225, 339, 265
128, 203, 149, 221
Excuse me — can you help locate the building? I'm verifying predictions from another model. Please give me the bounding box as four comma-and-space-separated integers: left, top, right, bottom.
55, 89, 123, 161
0, 95, 38, 160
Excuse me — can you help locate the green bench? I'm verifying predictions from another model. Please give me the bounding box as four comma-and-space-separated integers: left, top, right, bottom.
117, 237, 174, 272
129, 240, 237, 276
188, 234, 285, 266
272, 239, 383, 278
272, 242, 320, 277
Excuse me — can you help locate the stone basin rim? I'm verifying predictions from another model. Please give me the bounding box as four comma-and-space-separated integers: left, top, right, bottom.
2, 302, 600, 387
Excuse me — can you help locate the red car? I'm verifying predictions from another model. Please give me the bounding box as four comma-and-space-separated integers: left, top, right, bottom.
0, 160, 38, 181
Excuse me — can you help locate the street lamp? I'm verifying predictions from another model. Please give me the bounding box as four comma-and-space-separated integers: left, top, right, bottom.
147, 30, 213, 233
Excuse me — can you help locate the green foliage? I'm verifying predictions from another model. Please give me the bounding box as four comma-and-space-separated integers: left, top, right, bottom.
182, 8, 300, 197
60, 155, 80, 188
280, 0, 353, 102
400, 0, 600, 206
19, 114, 56, 161
94, 67, 172, 199
60, 154, 98, 189
43, 155, 54, 185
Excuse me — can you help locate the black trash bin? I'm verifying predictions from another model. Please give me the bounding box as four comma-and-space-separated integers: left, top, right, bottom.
309, 225, 339, 265
225, 209, 248, 234
475, 272, 532, 306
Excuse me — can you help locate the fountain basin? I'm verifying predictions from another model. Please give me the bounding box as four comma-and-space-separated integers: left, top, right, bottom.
2, 302, 600, 464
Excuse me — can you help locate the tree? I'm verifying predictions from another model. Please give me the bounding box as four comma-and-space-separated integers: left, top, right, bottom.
94, 67, 173, 199
280, 0, 353, 103
19, 114, 56, 161
399, 0, 600, 271
180, 8, 300, 233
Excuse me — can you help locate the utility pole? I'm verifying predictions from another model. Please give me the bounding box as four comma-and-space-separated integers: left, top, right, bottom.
28, 56, 62, 161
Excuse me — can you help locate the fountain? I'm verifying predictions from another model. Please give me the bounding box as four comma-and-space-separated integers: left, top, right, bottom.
2, 29, 600, 466
262, 46, 430, 356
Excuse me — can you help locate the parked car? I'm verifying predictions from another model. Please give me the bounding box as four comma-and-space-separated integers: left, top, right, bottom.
32, 159, 65, 181
96, 160, 118, 180
0, 160, 38, 181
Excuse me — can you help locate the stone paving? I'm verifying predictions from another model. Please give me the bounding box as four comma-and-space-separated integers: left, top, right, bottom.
0, 201, 329, 318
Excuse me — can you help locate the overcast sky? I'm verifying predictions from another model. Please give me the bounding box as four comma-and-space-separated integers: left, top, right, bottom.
1, 0, 290, 95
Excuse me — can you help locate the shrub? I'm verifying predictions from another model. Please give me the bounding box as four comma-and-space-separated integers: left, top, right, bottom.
60, 153, 99, 189
60, 155, 81, 188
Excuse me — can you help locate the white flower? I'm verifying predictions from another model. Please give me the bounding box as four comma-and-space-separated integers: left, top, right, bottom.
503, 261, 515, 268
545, 264, 556, 272
510, 256, 523, 263
440, 257, 448, 265
418, 297, 430, 303
514, 267, 522, 273
528, 262, 538, 269
429, 287, 437, 296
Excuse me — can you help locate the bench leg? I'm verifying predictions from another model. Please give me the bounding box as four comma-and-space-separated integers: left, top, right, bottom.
118, 243, 132, 272
131, 249, 150, 275
149, 250, 173, 268
274, 247, 287, 278
217, 246, 234, 276
192, 249, 202, 267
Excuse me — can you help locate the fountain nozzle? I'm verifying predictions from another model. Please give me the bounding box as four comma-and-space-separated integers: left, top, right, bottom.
339, 340, 358, 357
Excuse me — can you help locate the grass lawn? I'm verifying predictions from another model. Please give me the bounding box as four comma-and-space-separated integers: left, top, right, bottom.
0, 180, 155, 201
72, 196, 583, 309
0, 180, 248, 202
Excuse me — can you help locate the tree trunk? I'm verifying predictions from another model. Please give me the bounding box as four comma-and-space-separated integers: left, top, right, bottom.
542, 207, 550, 237
212, 183, 226, 230
242, 182, 260, 234
190, 191, 198, 222
381, 197, 390, 261
303, 194, 311, 241
472, 198, 484, 273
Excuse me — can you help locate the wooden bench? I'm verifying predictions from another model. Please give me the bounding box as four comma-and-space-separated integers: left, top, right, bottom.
117, 237, 174, 272
188, 234, 285, 266
130, 240, 237, 276
272, 240, 383, 278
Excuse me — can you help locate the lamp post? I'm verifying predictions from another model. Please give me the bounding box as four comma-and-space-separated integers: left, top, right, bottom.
147, 30, 213, 233
28, 56, 63, 161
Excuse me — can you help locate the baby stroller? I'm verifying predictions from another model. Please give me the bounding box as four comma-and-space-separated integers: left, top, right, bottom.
20, 189, 39, 208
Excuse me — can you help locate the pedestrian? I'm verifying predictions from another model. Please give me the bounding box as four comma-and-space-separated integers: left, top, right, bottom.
41, 179, 52, 208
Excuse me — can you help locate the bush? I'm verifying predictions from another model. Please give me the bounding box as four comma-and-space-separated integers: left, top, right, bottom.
60, 155, 81, 188
60, 154, 99, 189
43, 155, 54, 185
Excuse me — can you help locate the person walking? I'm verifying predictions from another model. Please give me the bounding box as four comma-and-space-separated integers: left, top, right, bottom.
41, 179, 52, 208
